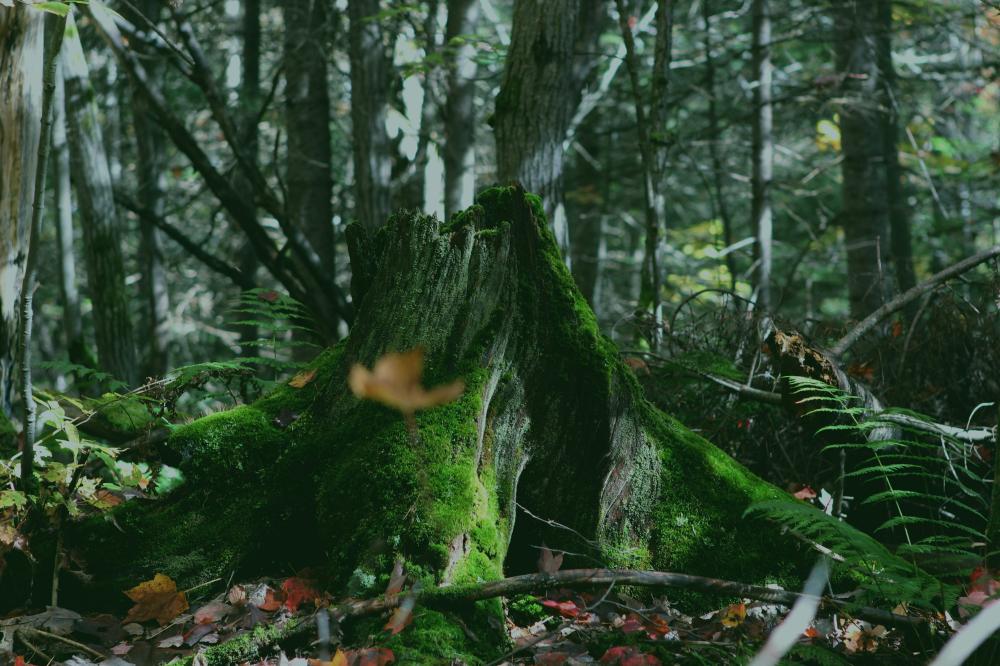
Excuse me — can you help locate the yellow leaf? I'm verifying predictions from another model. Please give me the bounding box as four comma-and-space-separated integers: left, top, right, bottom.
720, 602, 746, 628
288, 368, 317, 388
815, 118, 841, 152
123, 574, 189, 625
348, 348, 464, 415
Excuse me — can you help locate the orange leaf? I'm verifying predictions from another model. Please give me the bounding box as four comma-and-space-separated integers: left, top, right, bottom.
891, 321, 903, 338
720, 602, 746, 628
348, 348, 464, 415
122, 573, 189, 625
282, 576, 322, 612
384, 593, 416, 636
289, 368, 318, 389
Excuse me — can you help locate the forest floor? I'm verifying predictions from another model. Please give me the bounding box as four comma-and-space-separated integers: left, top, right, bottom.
2, 564, 940, 666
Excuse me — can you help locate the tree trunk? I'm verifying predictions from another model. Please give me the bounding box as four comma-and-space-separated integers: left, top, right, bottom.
0, 5, 44, 418
443, 0, 479, 220
494, 0, 604, 265
348, 0, 392, 233
751, 0, 774, 312
62, 13, 139, 386
52, 67, 89, 367
237, 0, 262, 356
130, 0, 171, 378
68, 187, 807, 660
876, 0, 916, 295
284, 0, 334, 268
835, 0, 893, 320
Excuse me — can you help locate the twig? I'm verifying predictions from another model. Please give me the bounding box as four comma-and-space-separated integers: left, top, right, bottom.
831, 244, 1000, 357
21, 627, 106, 660
331, 568, 926, 628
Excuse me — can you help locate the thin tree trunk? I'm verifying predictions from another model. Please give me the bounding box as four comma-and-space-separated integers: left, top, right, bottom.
835, 0, 892, 320
62, 12, 139, 386
238, 0, 262, 356
494, 0, 604, 267
285, 0, 334, 267
130, 0, 171, 378
443, 0, 479, 220
877, 0, 915, 295
701, 0, 737, 289
19, 11, 67, 492
52, 67, 88, 367
0, 5, 44, 419
751, 0, 774, 312
348, 0, 392, 233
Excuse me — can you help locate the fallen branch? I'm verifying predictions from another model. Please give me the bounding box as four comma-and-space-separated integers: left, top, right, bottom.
832, 244, 1000, 357
333, 568, 926, 628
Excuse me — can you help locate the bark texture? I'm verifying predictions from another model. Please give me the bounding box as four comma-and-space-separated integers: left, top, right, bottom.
62, 13, 138, 386
835, 0, 893, 319
284, 0, 334, 267
751, 0, 774, 312
494, 0, 604, 262
348, 0, 392, 233
69, 189, 808, 661
0, 5, 44, 417
443, 0, 479, 220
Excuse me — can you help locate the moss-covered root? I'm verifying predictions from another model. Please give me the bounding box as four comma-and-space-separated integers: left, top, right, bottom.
67, 186, 813, 660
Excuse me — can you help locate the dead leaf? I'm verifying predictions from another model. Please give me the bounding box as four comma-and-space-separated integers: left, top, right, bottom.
720, 602, 747, 628
123, 574, 189, 625
793, 485, 817, 501
348, 348, 464, 415
384, 591, 417, 636
193, 601, 232, 624
258, 290, 280, 303
227, 585, 247, 607
157, 634, 184, 649
288, 369, 317, 389
111, 642, 132, 656
537, 545, 564, 574
282, 577, 322, 612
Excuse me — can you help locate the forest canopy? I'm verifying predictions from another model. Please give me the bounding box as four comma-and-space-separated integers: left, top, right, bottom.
0, 0, 999, 664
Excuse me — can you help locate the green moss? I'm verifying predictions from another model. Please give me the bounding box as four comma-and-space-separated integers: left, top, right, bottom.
176, 619, 303, 666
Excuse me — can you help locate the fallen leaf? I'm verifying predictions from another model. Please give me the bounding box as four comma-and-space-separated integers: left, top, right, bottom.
353, 648, 395, 666
534, 653, 569, 664
184, 621, 218, 646
194, 601, 232, 624
123, 574, 189, 625
248, 583, 284, 612
227, 585, 248, 607
258, 290, 280, 303
282, 577, 322, 612
111, 641, 132, 656
537, 545, 563, 574
720, 602, 747, 628
891, 321, 903, 338
157, 634, 184, 648
288, 369, 317, 389
842, 621, 887, 653
600, 646, 661, 665
793, 485, 817, 501
348, 348, 464, 415
384, 592, 417, 636
540, 599, 579, 619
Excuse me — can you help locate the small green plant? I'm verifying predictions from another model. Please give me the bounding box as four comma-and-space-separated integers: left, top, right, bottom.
229, 288, 320, 381
746, 376, 990, 611
1, 395, 184, 603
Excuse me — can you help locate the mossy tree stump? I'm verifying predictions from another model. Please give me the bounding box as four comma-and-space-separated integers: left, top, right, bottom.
68, 187, 804, 661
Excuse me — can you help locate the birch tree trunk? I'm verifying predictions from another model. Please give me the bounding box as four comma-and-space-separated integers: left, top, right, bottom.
62, 13, 138, 386
348, 0, 392, 233
751, 0, 774, 312
443, 0, 479, 220
493, 0, 604, 265
0, 5, 44, 418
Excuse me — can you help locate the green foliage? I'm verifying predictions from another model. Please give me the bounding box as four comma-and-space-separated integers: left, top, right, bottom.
747, 375, 985, 611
